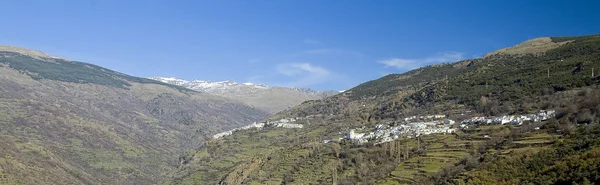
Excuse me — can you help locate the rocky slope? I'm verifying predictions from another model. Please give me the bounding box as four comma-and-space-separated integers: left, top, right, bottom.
0, 46, 269, 185
150, 77, 338, 114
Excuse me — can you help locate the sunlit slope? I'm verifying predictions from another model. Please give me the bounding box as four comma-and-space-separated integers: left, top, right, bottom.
0, 48, 269, 185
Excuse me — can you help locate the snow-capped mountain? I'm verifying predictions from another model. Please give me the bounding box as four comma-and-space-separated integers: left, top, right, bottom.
150, 77, 338, 113
153, 77, 189, 86
185, 80, 269, 91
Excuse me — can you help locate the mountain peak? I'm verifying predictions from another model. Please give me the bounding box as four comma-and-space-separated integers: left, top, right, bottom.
149, 77, 189, 86
151, 77, 273, 89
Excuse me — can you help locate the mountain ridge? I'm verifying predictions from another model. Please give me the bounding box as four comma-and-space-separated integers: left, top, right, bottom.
0, 45, 65, 60
0, 46, 269, 185
483, 37, 566, 58
150, 76, 338, 113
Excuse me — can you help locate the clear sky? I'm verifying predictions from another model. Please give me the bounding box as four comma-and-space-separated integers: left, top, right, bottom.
1, 0, 599, 90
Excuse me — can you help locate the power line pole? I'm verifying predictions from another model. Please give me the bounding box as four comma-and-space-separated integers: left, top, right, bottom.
547, 68, 550, 78
445, 75, 448, 91
405, 144, 409, 160
417, 136, 420, 151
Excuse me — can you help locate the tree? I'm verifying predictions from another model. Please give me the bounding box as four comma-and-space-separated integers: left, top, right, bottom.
330, 159, 341, 185
575, 108, 594, 124
282, 172, 294, 184
480, 96, 489, 105
331, 143, 341, 158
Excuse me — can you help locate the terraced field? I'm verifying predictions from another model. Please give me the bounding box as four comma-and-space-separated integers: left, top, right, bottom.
513, 132, 555, 145
168, 123, 559, 185
166, 128, 291, 185
166, 123, 340, 185
377, 125, 557, 184
377, 134, 479, 184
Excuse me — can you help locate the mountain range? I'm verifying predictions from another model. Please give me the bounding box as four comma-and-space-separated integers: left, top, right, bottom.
1, 34, 599, 185
150, 77, 338, 114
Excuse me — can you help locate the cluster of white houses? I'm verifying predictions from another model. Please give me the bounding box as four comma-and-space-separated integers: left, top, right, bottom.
346, 117, 456, 144
214, 110, 557, 143
460, 110, 556, 126
212, 118, 304, 139
345, 110, 556, 145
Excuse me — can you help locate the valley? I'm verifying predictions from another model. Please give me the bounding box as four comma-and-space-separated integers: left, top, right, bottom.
0, 35, 598, 184
2, 1, 599, 185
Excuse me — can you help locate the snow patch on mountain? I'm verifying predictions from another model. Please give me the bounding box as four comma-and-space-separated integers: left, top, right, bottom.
149, 76, 338, 113
153, 77, 189, 86
150, 77, 329, 93
150, 77, 271, 91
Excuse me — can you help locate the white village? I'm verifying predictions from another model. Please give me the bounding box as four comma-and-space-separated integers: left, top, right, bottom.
212, 117, 304, 139
213, 110, 557, 145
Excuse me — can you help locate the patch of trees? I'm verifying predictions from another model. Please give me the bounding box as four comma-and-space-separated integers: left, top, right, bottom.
425, 36, 600, 115
333, 139, 417, 185
366, 36, 600, 122
421, 124, 600, 185
347, 62, 469, 100
550, 34, 600, 43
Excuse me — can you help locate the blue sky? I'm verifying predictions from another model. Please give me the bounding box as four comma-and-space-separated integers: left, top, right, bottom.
1, 0, 599, 90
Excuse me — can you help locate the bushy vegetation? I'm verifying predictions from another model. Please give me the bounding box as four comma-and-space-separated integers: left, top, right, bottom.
371, 35, 600, 121
0, 51, 191, 91
451, 36, 599, 109
415, 124, 600, 185
347, 62, 470, 100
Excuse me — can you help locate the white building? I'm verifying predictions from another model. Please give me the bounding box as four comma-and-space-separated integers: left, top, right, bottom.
444, 120, 456, 124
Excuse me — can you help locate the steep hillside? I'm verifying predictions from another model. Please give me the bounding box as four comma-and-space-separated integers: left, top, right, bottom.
166, 34, 600, 185
150, 77, 338, 114
267, 59, 475, 124
0, 47, 269, 185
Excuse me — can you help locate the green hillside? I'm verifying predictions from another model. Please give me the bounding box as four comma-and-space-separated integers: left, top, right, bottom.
166, 34, 600, 185
0, 51, 190, 91
376, 34, 600, 119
